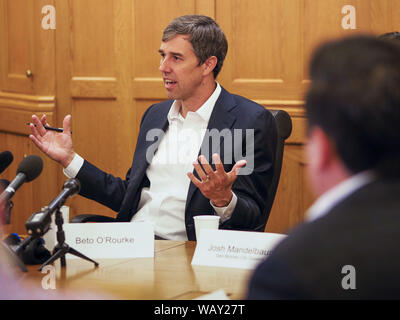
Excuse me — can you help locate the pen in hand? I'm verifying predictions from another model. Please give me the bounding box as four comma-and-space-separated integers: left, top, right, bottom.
27, 123, 66, 133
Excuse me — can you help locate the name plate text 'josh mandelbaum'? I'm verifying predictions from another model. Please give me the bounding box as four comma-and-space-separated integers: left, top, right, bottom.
191, 229, 286, 269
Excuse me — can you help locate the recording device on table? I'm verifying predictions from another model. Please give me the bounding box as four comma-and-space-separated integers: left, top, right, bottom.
0, 153, 44, 272
0, 152, 98, 271
24, 178, 99, 271
25, 179, 80, 238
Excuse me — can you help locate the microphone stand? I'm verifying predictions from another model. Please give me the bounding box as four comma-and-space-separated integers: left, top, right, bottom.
38, 207, 99, 271
1, 200, 27, 272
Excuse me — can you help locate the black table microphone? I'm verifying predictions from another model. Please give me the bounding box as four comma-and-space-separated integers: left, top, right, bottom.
0, 155, 43, 203
0, 151, 13, 174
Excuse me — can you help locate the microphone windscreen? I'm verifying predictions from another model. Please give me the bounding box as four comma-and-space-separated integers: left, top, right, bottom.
63, 178, 81, 194
17, 155, 43, 182
0, 151, 13, 174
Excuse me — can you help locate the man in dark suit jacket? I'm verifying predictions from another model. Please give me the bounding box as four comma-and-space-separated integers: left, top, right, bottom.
247, 36, 400, 299
29, 15, 276, 240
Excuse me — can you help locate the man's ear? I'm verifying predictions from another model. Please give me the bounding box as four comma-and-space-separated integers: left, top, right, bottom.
307, 126, 335, 172
306, 125, 351, 196
202, 56, 217, 76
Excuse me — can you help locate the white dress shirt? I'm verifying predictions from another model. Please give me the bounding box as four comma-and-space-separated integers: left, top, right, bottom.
306, 170, 375, 223
64, 82, 237, 240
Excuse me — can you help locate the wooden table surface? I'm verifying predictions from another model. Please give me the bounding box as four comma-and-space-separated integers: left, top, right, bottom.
17, 240, 253, 300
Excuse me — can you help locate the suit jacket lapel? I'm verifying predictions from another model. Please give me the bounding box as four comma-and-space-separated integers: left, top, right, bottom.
132, 103, 171, 178
118, 102, 171, 221
186, 87, 237, 208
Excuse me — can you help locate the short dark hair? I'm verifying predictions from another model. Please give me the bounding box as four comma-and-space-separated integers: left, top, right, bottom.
379, 32, 400, 41
305, 35, 400, 177
162, 15, 228, 78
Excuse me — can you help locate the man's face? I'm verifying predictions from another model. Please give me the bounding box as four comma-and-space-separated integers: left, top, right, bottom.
159, 34, 206, 102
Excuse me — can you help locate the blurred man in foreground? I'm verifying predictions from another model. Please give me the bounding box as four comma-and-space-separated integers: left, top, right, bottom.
247, 35, 400, 299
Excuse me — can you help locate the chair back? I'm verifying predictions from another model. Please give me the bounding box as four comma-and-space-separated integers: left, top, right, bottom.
255, 109, 292, 231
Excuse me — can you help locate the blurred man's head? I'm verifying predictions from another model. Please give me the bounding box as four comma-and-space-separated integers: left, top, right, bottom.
305, 35, 400, 195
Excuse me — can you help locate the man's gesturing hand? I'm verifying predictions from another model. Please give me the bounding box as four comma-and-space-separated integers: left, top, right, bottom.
187, 153, 246, 207
29, 114, 75, 168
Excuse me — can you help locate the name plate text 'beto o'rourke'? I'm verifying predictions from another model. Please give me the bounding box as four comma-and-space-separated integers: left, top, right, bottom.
63, 222, 154, 259
191, 229, 286, 270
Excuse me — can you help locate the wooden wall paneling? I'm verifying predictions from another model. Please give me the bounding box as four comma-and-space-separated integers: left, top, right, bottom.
70, 0, 115, 77
0, 109, 58, 234
0, 0, 35, 94
65, 0, 117, 218
301, 0, 361, 82
114, 0, 136, 172
54, 0, 71, 126
0, 132, 33, 234
132, 0, 195, 78
391, 1, 400, 31
56, 0, 137, 219
0, 97, 54, 135
71, 100, 128, 175
266, 145, 315, 234
368, 0, 400, 33
0, 133, 59, 235
0, 0, 5, 91
69, 99, 130, 217
33, 0, 56, 95
0, 0, 57, 234
53, 0, 73, 216
216, 0, 302, 101
195, 0, 215, 17
131, 0, 197, 100
0, 0, 55, 95
213, 0, 312, 234
301, 0, 400, 82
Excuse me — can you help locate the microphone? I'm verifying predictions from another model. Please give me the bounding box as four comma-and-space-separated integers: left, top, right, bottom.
0, 155, 43, 203
46, 178, 80, 214
0, 151, 13, 174
25, 178, 80, 237
0, 179, 12, 224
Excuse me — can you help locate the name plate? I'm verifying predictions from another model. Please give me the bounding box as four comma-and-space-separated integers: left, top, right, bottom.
63, 222, 154, 259
191, 229, 286, 270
